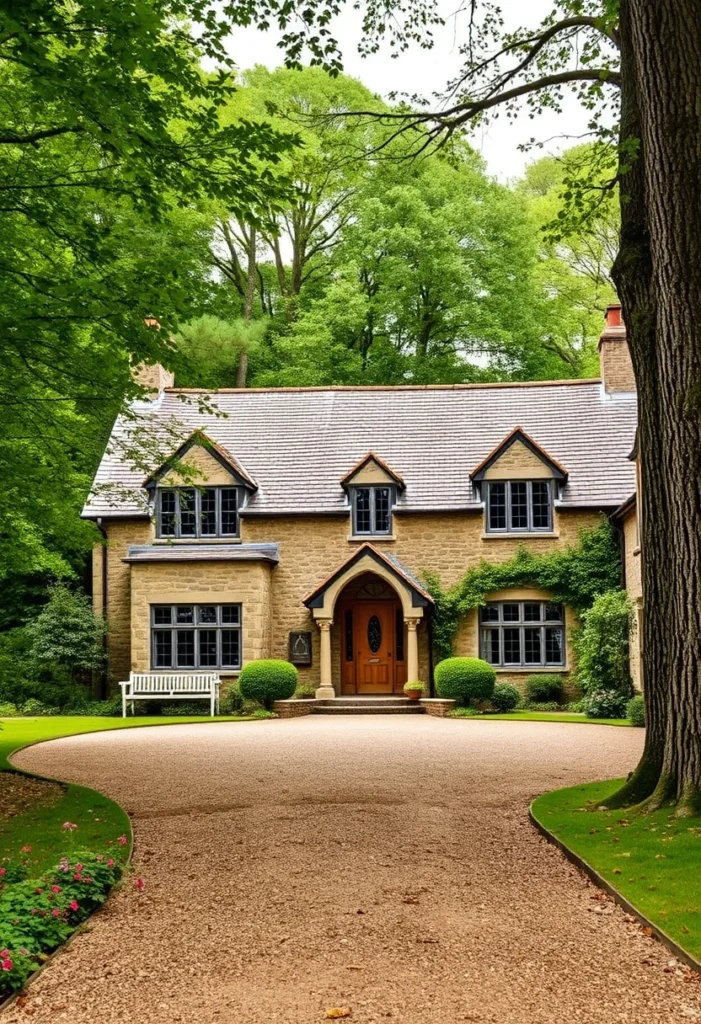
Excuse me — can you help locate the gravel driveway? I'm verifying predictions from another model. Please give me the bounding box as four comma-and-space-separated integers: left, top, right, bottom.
9, 717, 701, 1024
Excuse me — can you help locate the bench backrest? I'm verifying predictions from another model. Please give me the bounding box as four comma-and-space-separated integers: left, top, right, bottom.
128, 672, 219, 694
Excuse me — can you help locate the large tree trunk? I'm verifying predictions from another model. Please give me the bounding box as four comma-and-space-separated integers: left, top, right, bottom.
611, 0, 701, 813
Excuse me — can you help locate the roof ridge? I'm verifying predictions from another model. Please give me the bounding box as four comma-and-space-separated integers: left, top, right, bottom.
164, 379, 603, 395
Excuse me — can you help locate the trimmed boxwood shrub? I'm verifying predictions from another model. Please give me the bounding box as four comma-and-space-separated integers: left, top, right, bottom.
581, 688, 628, 719
491, 683, 520, 712
238, 659, 298, 709
525, 674, 564, 704
434, 657, 496, 706
293, 684, 316, 700
627, 694, 645, 727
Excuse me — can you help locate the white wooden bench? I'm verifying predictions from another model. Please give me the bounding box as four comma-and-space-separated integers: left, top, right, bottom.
119, 672, 220, 718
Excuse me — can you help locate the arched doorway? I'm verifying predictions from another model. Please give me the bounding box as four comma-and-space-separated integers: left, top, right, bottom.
336, 573, 407, 695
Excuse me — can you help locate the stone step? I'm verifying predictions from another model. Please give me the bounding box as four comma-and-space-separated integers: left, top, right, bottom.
313, 700, 423, 716
323, 696, 414, 708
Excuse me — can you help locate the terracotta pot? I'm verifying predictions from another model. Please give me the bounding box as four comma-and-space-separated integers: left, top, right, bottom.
405, 689, 422, 701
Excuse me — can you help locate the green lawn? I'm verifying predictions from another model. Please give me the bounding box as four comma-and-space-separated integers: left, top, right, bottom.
451, 710, 632, 726
0, 715, 246, 871
532, 779, 701, 961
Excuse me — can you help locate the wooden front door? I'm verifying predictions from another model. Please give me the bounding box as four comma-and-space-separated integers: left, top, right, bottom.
355, 600, 396, 694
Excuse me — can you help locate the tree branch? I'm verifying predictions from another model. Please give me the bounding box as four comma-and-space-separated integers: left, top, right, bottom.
0, 125, 84, 145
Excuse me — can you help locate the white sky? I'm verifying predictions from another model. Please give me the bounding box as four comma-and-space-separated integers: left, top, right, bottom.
223, 0, 597, 181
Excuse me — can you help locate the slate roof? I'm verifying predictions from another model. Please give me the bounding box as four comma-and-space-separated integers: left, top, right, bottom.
83, 381, 638, 519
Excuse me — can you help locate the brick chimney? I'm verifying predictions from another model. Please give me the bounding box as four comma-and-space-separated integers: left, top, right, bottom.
599, 303, 635, 393
131, 317, 175, 396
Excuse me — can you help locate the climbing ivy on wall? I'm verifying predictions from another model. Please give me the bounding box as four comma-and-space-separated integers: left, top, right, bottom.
422, 520, 621, 662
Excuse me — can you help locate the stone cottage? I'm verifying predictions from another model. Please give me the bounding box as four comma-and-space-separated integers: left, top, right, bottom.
84, 305, 637, 698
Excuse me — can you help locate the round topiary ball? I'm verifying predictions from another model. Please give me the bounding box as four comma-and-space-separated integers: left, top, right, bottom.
238, 659, 298, 709
491, 682, 520, 713
434, 657, 496, 706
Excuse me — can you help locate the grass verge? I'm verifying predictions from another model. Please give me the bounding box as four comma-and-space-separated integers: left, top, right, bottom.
532, 778, 701, 962
448, 710, 632, 726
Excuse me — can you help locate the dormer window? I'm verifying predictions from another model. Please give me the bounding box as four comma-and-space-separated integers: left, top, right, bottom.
471, 427, 567, 536
486, 480, 552, 533
157, 487, 240, 539
352, 485, 393, 536
144, 430, 257, 541
340, 452, 404, 539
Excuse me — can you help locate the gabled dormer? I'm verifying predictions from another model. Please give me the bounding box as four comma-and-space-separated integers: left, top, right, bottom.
340, 452, 405, 538
471, 427, 567, 535
144, 431, 257, 540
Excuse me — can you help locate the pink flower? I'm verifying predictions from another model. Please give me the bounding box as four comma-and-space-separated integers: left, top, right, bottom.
62, 822, 77, 832
69, 900, 79, 912
135, 877, 144, 891
73, 874, 83, 882
0, 868, 5, 876
117, 835, 127, 846
0, 950, 8, 958
21, 845, 31, 854
51, 885, 61, 894
106, 859, 114, 868
1, 958, 12, 972
59, 857, 70, 872
75, 864, 83, 872
52, 909, 60, 918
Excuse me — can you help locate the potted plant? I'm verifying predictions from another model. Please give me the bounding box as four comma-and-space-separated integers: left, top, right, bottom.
403, 681, 425, 701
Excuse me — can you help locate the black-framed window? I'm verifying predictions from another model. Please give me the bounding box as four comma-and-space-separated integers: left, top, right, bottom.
486, 481, 552, 533
156, 487, 241, 539
351, 486, 393, 536
151, 604, 242, 670
479, 601, 565, 668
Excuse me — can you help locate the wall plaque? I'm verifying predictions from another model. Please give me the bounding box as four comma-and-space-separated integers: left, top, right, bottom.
288, 631, 312, 666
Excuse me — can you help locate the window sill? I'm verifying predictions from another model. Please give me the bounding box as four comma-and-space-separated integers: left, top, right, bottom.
493, 666, 567, 674
481, 532, 559, 540
348, 535, 396, 543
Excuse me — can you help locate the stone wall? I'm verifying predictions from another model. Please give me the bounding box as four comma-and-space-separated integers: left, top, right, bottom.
96, 493, 603, 692
99, 519, 152, 683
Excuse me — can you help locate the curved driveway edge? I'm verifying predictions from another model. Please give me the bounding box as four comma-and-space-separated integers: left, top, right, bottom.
9, 716, 701, 1024
529, 803, 701, 974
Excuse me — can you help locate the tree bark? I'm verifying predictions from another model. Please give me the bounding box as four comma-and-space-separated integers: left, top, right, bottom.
237, 226, 257, 389
610, 0, 701, 813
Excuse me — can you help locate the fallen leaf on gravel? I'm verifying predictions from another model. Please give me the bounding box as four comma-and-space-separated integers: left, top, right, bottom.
325, 1008, 352, 1018
642, 926, 654, 937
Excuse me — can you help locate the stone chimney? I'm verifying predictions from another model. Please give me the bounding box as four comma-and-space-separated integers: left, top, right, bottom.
599, 303, 636, 393
131, 317, 175, 396
132, 361, 175, 394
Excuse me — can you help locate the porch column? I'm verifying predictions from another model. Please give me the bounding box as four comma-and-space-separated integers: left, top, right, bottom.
405, 619, 419, 683
315, 619, 336, 700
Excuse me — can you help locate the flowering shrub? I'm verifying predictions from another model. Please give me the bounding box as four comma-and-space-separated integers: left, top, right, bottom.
0, 845, 124, 996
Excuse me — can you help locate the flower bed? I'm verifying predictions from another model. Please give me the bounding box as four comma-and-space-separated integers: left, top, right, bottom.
0, 840, 126, 997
